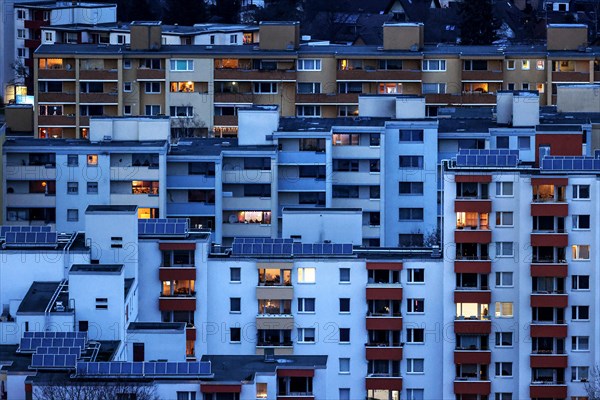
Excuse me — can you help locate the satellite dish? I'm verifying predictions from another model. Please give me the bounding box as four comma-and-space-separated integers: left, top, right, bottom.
65, 64, 72, 70
228, 214, 238, 224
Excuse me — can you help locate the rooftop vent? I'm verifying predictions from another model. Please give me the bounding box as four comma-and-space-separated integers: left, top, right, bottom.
54, 301, 65, 312
431, 245, 441, 258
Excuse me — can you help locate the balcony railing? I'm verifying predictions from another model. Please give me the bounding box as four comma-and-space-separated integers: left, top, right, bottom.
455, 346, 490, 351
455, 376, 489, 381
367, 312, 402, 317
365, 342, 402, 347
455, 315, 491, 321
456, 286, 490, 291
532, 290, 566, 295
256, 341, 293, 347
367, 372, 402, 378
531, 319, 565, 325
531, 258, 567, 264
160, 291, 196, 297
531, 350, 566, 355
455, 255, 490, 261
531, 380, 566, 385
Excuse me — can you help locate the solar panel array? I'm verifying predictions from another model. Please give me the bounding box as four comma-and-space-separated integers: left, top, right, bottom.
0, 226, 51, 237
35, 347, 81, 357
23, 331, 87, 339
5, 232, 58, 247
138, 218, 188, 236
76, 361, 211, 377
456, 149, 519, 168
31, 354, 77, 368
595, 150, 600, 159
20, 337, 86, 351
232, 237, 353, 256
541, 156, 600, 171
233, 237, 294, 244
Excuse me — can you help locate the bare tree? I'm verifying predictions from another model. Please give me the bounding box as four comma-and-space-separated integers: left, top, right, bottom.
585, 366, 600, 400
7, 59, 30, 104
33, 379, 159, 400
170, 104, 208, 139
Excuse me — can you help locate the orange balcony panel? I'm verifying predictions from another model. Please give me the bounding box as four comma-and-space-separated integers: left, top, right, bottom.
454, 230, 491, 244
529, 384, 567, 399
530, 203, 568, 217
38, 116, 76, 126
454, 350, 491, 365
454, 261, 491, 274
159, 267, 196, 281
530, 324, 567, 338
25, 20, 47, 30
530, 264, 568, 277
530, 294, 568, 308
79, 70, 118, 80
365, 377, 403, 391
453, 381, 491, 395
454, 291, 491, 304
366, 262, 403, 271
454, 320, 491, 334
214, 69, 297, 81
366, 317, 403, 331
531, 178, 568, 186
337, 69, 421, 81
366, 287, 403, 300
186, 326, 196, 341
455, 175, 492, 183
25, 39, 41, 49
365, 347, 403, 361
530, 233, 568, 247
158, 297, 196, 312
38, 92, 76, 103
80, 93, 118, 103
530, 355, 568, 368
455, 200, 491, 213
295, 93, 359, 104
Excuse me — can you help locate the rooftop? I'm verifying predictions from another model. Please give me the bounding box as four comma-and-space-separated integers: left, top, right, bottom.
70, 264, 124, 274
17, 282, 70, 314
3, 138, 168, 151
127, 322, 186, 331
85, 205, 138, 214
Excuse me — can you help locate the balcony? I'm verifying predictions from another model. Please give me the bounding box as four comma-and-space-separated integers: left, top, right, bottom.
136, 68, 165, 80
6, 193, 56, 208
332, 198, 379, 211
365, 376, 403, 391
454, 350, 491, 365
530, 203, 568, 217
461, 70, 503, 81
454, 319, 491, 334
111, 166, 159, 181
454, 230, 491, 244
38, 92, 76, 103
80, 92, 118, 104
223, 169, 272, 184
168, 202, 215, 216
37, 115, 76, 126
530, 323, 567, 338
167, 175, 215, 189
158, 296, 196, 311
331, 171, 379, 186
278, 177, 325, 192
38, 69, 75, 80
530, 293, 568, 308
256, 286, 293, 300
530, 232, 568, 247
159, 266, 196, 281
214, 92, 254, 103
365, 345, 403, 360
222, 197, 271, 210
25, 20, 47, 30
366, 316, 403, 331
552, 71, 589, 82
425, 93, 496, 105
454, 199, 491, 213
332, 146, 380, 159
295, 93, 359, 104
4, 165, 56, 181
454, 290, 491, 304
453, 380, 491, 395
110, 193, 160, 208
24, 39, 41, 49
366, 287, 402, 300
255, 315, 294, 330
454, 260, 492, 274
79, 69, 118, 81
278, 151, 326, 165
214, 69, 296, 81
530, 263, 568, 278
529, 383, 567, 398
186, 325, 196, 341
214, 115, 238, 126
222, 223, 271, 237
363, 225, 380, 238
530, 354, 568, 368
337, 69, 421, 81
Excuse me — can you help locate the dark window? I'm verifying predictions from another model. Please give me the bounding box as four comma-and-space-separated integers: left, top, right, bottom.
399, 156, 423, 169
230, 327, 241, 342
340, 298, 350, 312
399, 182, 424, 195
133, 343, 144, 361
339, 328, 350, 343
243, 184, 270, 197
399, 130, 424, 142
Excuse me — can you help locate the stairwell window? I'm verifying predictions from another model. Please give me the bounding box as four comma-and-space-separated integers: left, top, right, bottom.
422, 59, 446, 72
495, 362, 513, 377
298, 267, 316, 283
572, 366, 589, 382
406, 328, 424, 344
573, 185, 590, 199
170, 60, 193, 71
495, 242, 513, 257
572, 245, 590, 260
297, 59, 321, 71
572, 275, 590, 291
494, 302, 513, 318
572, 215, 590, 230
572, 305, 589, 321
572, 336, 589, 351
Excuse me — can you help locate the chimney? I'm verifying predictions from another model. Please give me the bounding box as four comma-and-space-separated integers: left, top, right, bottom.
130, 21, 163, 51
383, 23, 424, 51
259, 21, 300, 50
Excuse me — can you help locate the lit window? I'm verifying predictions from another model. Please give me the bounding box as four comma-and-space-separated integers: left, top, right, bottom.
297, 328, 316, 343
87, 154, 98, 166
495, 302, 513, 318
256, 383, 267, 399
521, 60, 530, 70
572, 245, 590, 260
298, 267, 316, 283
536, 60, 545, 70
170, 81, 195, 92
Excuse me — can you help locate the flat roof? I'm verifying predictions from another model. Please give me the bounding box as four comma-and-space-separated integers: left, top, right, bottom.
17, 282, 70, 314
168, 138, 276, 157
0, 345, 35, 373
3, 138, 168, 150
127, 322, 186, 331
277, 117, 388, 132
70, 264, 124, 274
85, 205, 137, 214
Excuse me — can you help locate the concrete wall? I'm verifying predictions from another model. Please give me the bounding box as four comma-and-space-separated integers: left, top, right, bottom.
282, 209, 363, 245
383, 23, 424, 50
557, 85, 600, 113
259, 22, 299, 50
547, 25, 588, 51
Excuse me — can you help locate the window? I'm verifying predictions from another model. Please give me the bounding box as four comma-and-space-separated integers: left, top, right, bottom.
573, 185, 590, 199
572, 336, 589, 351
230, 327, 241, 342
17, 48, 26, 58
298, 268, 316, 283
170, 106, 194, 117
145, 82, 161, 94
507, 83, 515, 90
87, 182, 98, 194
521, 60, 530, 70
67, 209, 79, 222
399, 156, 423, 169
229, 34, 237, 44
87, 154, 98, 166
297, 59, 321, 71
495, 212, 513, 227
399, 208, 423, 221
422, 83, 446, 94
339, 268, 350, 283
379, 83, 402, 94
297, 328, 316, 343
572, 366, 589, 382
495, 332, 513, 347
518, 136, 530, 149
495, 272, 513, 287
230, 267, 241, 282
399, 182, 424, 195
496, 136, 509, 149
422, 59, 446, 71
407, 268, 425, 283
230, 297, 241, 313
496, 182, 513, 196
572, 305, 589, 320
95, 297, 108, 310
572, 275, 590, 290
67, 155, 78, 166
297, 82, 321, 94
399, 234, 424, 248
171, 81, 195, 92
296, 105, 321, 117
573, 215, 590, 230
536, 60, 545, 70
339, 298, 350, 313
338, 82, 363, 94
522, 83, 530, 90
495, 394, 511, 400
536, 83, 545, 93
170, 59, 193, 71
407, 359, 424, 374
145, 105, 161, 116
572, 245, 590, 260
407, 389, 424, 400
339, 389, 350, 400
297, 298, 315, 313
44, 32, 53, 42
338, 105, 358, 117
495, 302, 514, 318
16, 9, 26, 19
176, 392, 196, 400
255, 383, 267, 399
495, 362, 513, 377
407, 298, 425, 313
333, 133, 359, 146
67, 182, 78, 194
140, 59, 161, 69
339, 328, 350, 343
506, 60, 516, 70
399, 130, 424, 142
123, 60, 132, 69
406, 328, 424, 343
339, 358, 350, 374
17, 29, 26, 39
496, 242, 513, 257
253, 82, 277, 94
123, 82, 132, 92
123, 105, 132, 115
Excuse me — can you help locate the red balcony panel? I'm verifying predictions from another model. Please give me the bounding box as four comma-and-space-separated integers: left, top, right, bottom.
366, 287, 403, 300
531, 178, 569, 186
158, 242, 196, 251
366, 262, 403, 271
453, 381, 491, 395
454, 350, 491, 365
530, 264, 568, 277
454, 320, 491, 334
455, 175, 492, 183
455, 200, 491, 213
530, 355, 568, 368
530, 294, 568, 308
201, 384, 242, 393
530, 233, 568, 247
529, 384, 567, 399
365, 377, 403, 391
24, 20, 48, 30
530, 324, 567, 337
454, 230, 492, 244
530, 203, 568, 217
454, 291, 491, 304
454, 261, 491, 274
366, 317, 403, 330
24, 39, 41, 49
186, 326, 196, 341
365, 347, 403, 360
277, 369, 314, 377
159, 267, 196, 281
158, 297, 196, 311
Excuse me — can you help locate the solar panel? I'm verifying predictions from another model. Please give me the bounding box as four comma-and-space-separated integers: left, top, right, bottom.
542, 156, 600, 171
138, 218, 189, 236
30, 354, 77, 369
75, 361, 212, 376
5, 231, 58, 247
